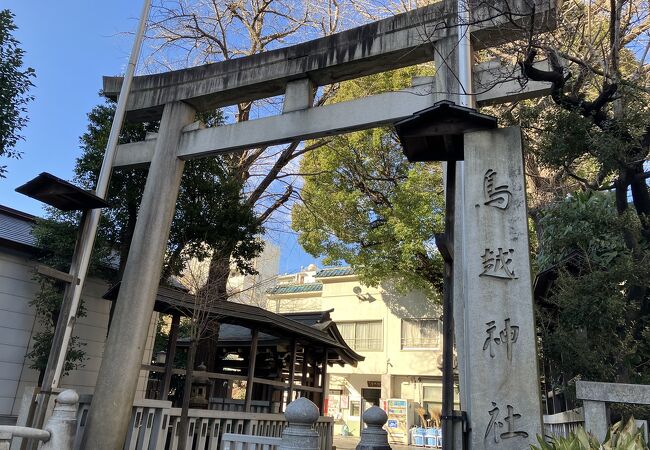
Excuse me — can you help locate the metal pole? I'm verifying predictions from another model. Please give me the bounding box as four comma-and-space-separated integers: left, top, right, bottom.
49, 0, 152, 390
440, 164, 456, 450
27, 0, 151, 437
442, 2, 473, 448
457, 0, 473, 108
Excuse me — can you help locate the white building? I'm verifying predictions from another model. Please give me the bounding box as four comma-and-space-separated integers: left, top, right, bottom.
266, 266, 458, 436
227, 242, 280, 306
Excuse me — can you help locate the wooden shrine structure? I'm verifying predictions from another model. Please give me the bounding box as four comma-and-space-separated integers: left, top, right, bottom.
103, 284, 363, 413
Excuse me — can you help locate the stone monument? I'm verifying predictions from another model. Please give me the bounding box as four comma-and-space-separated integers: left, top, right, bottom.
460, 127, 543, 448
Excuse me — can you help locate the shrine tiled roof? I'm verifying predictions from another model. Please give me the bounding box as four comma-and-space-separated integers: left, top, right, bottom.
104, 283, 364, 366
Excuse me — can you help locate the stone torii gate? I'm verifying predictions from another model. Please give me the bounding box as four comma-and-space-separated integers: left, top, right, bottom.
81, 0, 556, 447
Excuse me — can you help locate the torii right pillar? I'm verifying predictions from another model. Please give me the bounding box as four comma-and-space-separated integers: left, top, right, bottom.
458, 126, 542, 449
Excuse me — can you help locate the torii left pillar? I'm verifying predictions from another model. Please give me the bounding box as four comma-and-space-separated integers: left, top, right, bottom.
81, 101, 195, 449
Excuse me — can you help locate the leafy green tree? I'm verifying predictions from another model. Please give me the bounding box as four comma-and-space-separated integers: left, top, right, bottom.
73, 100, 263, 283
27, 209, 114, 382
292, 67, 445, 299
490, 0, 650, 385
536, 192, 650, 386
29, 99, 264, 382
0, 9, 35, 177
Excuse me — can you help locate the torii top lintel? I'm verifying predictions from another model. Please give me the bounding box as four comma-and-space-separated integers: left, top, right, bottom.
104, 0, 555, 122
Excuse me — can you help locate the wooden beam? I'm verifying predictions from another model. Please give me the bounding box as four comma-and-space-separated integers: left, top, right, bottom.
300, 347, 308, 388
159, 313, 180, 400
29, 210, 90, 433
320, 349, 328, 412
252, 377, 287, 388
244, 330, 259, 412
293, 385, 323, 393
36, 264, 79, 285
287, 338, 298, 406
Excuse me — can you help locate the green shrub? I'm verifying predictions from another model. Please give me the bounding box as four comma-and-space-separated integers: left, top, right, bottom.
532, 418, 648, 450
532, 427, 600, 450
602, 418, 648, 450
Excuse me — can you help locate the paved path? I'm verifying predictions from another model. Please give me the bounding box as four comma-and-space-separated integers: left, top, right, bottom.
333, 436, 421, 450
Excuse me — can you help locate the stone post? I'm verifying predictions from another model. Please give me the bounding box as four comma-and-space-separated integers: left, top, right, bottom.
0, 433, 9, 450
41, 390, 79, 450
582, 401, 608, 443
280, 397, 319, 450
356, 407, 391, 450
81, 101, 196, 449
0, 390, 79, 450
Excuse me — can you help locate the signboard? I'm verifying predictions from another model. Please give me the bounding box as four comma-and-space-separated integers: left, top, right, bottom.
340, 394, 349, 409
326, 394, 340, 418
383, 399, 410, 445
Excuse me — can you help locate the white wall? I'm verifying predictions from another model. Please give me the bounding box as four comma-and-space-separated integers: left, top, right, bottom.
0, 250, 39, 417
228, 241, 281, 307
268, 273, 447, 436
0, 248, 157, 417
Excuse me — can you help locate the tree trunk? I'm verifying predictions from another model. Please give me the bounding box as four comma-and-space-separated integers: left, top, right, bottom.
206, 252, 230, 301
194, 252, 232, 373
196, 321, 221, 373
178, 337, 198, 450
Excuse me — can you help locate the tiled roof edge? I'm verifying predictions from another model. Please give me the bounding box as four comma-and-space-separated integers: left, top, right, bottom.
266, 282, 323, 294
314, 267, 356, 278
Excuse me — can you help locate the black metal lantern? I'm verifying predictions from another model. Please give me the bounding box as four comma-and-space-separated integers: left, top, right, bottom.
16, 172, 110, 211
394, 100, 497, 162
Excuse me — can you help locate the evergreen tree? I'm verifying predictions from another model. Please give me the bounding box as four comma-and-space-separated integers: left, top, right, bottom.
29, 99, 263, 379
515, 0, 650, 384
536, 192, 650, 386
292, 67, 445, 299
0, 9, 35, 177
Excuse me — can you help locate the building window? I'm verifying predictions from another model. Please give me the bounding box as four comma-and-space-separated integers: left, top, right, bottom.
338, 321, 383, 351
401, 318, 441, 349
350, 400, 361, 416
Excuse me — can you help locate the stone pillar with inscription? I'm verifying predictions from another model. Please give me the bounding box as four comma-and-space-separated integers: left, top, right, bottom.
461, 126, 542, 449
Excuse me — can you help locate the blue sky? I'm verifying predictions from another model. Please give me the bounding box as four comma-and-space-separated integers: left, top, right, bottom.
1, 0, 319, 274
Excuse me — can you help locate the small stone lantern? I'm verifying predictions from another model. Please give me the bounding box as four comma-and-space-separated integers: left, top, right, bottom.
189, 362, 209, 408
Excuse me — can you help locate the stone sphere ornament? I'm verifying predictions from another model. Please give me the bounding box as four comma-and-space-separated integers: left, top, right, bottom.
284, 397, 320, 424
363, 406, 388, 426
356, 406, 392, 450
280, 397, 320, 450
